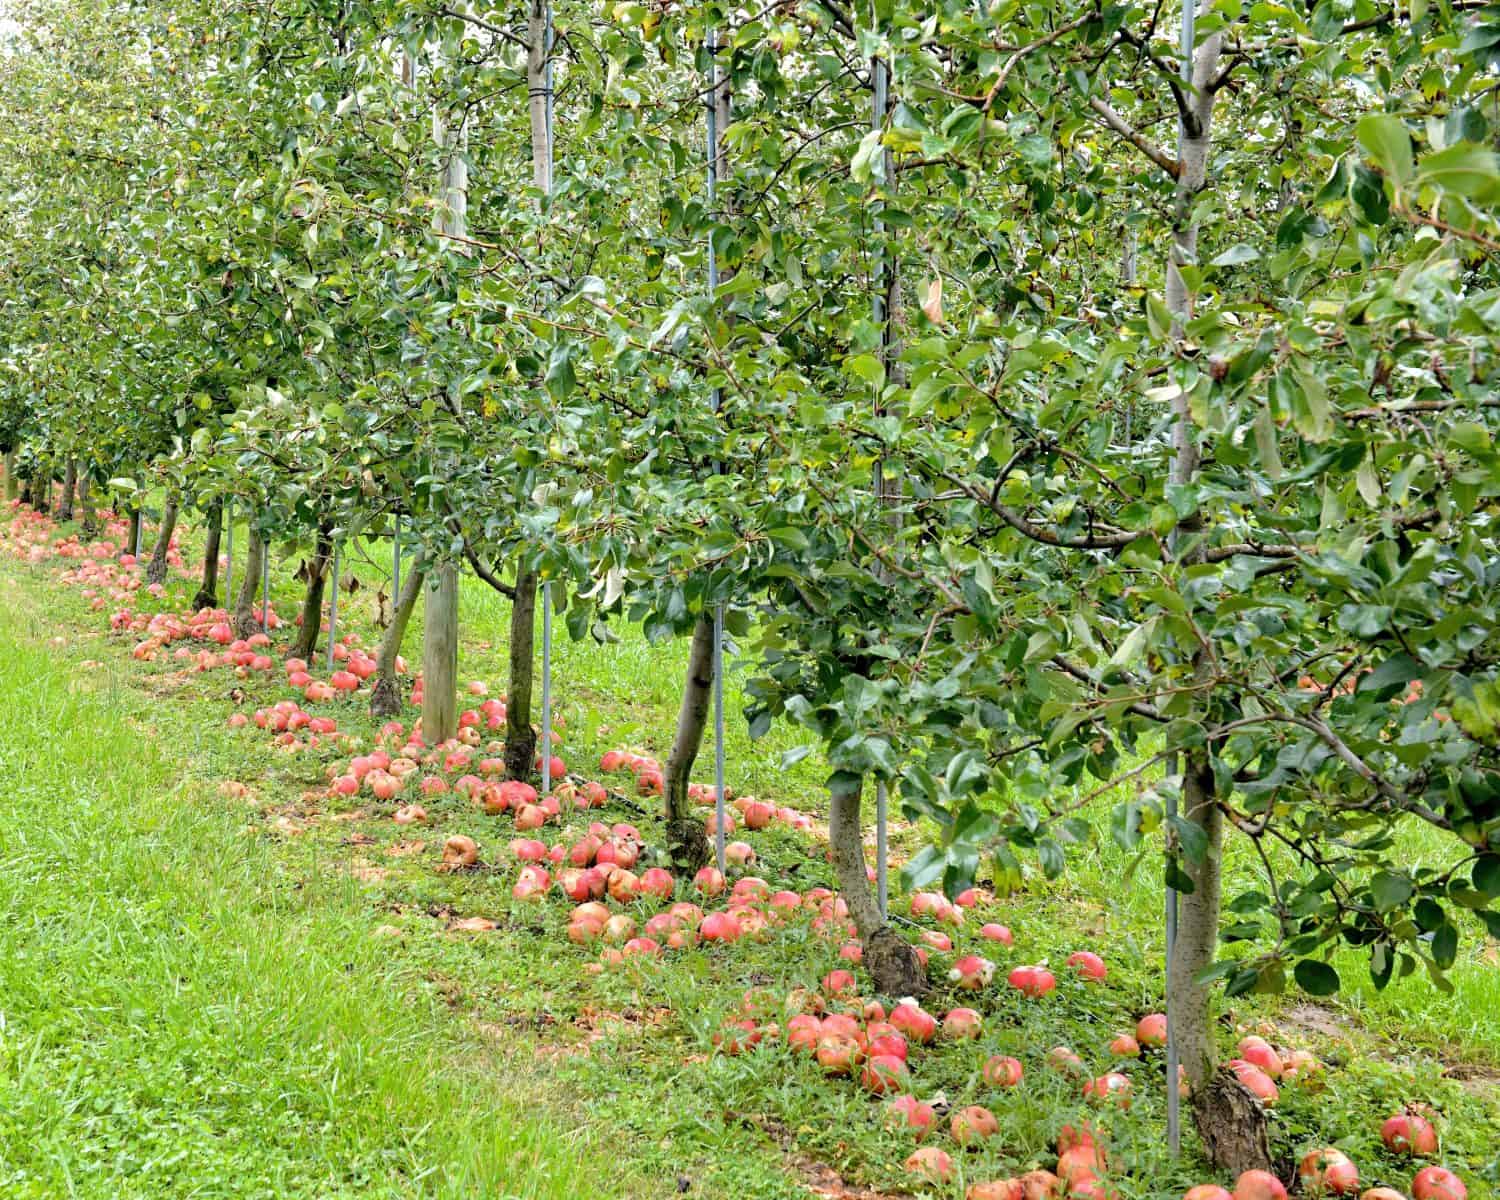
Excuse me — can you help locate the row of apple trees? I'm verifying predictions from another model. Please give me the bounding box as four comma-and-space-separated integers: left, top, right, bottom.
4, 0, 1500, 1167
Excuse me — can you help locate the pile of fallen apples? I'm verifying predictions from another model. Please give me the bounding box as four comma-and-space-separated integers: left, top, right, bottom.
6, 504, 1478, 1200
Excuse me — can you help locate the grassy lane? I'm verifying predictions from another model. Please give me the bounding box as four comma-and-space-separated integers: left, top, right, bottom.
0, 588, 598, 1200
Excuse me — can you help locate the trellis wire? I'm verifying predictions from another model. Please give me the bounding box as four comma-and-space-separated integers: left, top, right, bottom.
871, 25, 891, 918
707, 22, 727, 875
1163, 0, 1198, 1162
539, 1, 556, 796
327, 540, 342, 671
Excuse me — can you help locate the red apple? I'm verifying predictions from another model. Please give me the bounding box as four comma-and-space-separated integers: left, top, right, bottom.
1298, 1148, 1358, 1196
1136, 1013, 1167, 1047
1009, 965, 1057, 997
885, 1094, 936, 1139
1412, 1167, 1466, 1200
890, 1001, 937, 1044
949, 953, 995, 990
1083, 1072, 1132, 1109
905, 1147, 953, 1184
942, 1007, 983, 1040
1233, 1171, 1289, 1200
982, 1054, 1024, 1088
950, 1104, 999, 1146
1381, 1113, 1438, 1157
1066, 950, 1108, 981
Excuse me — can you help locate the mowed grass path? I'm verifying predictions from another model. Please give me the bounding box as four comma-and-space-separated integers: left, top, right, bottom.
0, 589, 597, 1200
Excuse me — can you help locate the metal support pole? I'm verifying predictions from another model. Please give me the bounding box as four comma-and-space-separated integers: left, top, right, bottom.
713, 605, 727, 874
224, 502, 233, 602
541, 583, 553, 792
707, 23, 729, 876
538, 1, 556, 795
327, 541, 341, 671
260, 527, 271, 632
871, 31, 893, 913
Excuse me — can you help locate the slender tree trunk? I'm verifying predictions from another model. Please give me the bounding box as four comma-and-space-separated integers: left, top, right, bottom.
1169, 754, 1225, 1092
527, 0, 551, 194
1157, 20, 1262, 1171
3, 451, 16, 502
659, 30, 733, 858
829, 771, 928, 996
291, 525, 334, 662
417, 58, 468, 745
193, 500, 222, 611
371, 560, 424, 718
127, 507, 143, 557
19, 473, 33, 507
57, 458, 77, 521
78, 473, 97, 536
663, 615, 716, 871
504, 565, 538, 779
145, 489, 180, 584
421, 565, 460, 744
33, 461, 50, 513
233, 527, 265, 638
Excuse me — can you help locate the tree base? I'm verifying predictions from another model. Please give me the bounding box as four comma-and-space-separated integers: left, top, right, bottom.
369, 674, 404, 719
504, 727, 538, 783
233, 612, 263, 640
1192, 1068, 1273, 1176
865, 927, 930, 998
666, 818, 712, 875
192, 589, 217, 613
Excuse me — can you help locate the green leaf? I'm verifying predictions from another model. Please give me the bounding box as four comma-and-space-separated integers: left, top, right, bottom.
1356, 114, 1414, 188
1370, 870, 1413, 912
1472, 855, 1500, 898
1210, 243, 1260, 267
1146, 293, 1173, 341
1431, 922, 1459, 970
1294, 959, 1341, 996
1415, 141, 1500, 201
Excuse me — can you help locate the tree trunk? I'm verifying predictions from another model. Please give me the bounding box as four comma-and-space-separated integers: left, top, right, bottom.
57, 458, 77, 521
655, 24, 730, 870
527, 0, 552, 194
371, 560, 424, 718
145, 489, 180, 584
421, 564, 459, 744
78, 473, 97, 536
1192, 1067, 1274, 1177
663, 614, 716, 872
1169, 753, 1226, 1091
504, 565, 538, 779
33, 462, 50, 513
1159, 18, 1248, 1167
291, 525, 334, 662
233, 527, 265, 638
3, 451, 16, 502
19, 473, 32, 507
829, 771, 928, 996
193, 500, 222, 611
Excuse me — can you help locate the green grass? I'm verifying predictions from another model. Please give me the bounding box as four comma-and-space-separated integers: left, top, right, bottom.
5, 500, 1499, 1199
0, 583, 600, 1200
